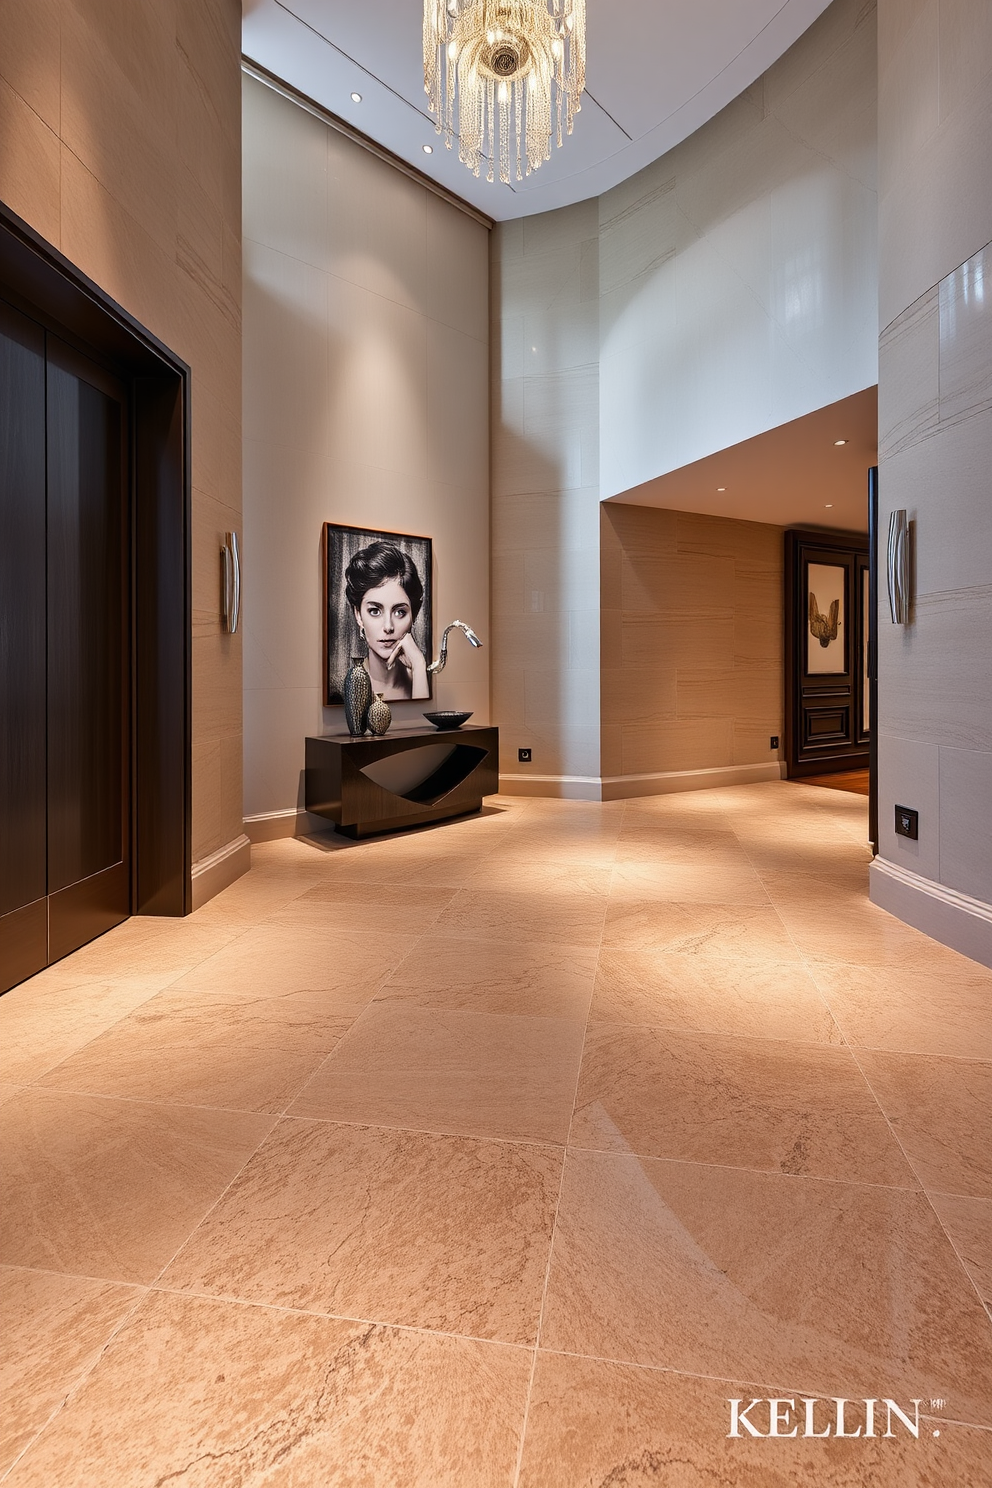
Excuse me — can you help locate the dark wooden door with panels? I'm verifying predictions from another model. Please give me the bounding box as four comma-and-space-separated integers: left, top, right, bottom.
784, 527, 870, 780
1, 299, 131, 992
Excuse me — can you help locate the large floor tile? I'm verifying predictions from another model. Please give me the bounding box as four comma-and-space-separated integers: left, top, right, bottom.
40, 918, 243, 981
590, 947, 842, 1043
601, 901, 801, 958
930, 1193, 992, 1306
518, 1352, 988, 1488
3, 1290, 530, 1488
0, 976, 175, 1084
35, 1013, 342, 1115
810, 961, 992, 1059
464, 857, 613, 897
288, 1002, 585, 1144
540, 1151, 992, 1425
857, 1050, 992, 1198
375, 934, 598, 1018
0, 1267, 143, 1476
163, 1119, 560, 1344
265, 878, 457, 936
778, 902, 974, 969
610, 861, 769, 904
0, 1089, 273, 1283
433, 888, 607, 947
168, 922, 416, 1002
570, 1024, 915, 1185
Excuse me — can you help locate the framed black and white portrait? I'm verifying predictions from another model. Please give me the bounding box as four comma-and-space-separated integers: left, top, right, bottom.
322, 524, 433, 705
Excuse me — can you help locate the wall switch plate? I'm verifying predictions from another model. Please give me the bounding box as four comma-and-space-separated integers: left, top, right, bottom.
518, 747, 532, 763
895, 805, 919, 840
770, 736, 779, 749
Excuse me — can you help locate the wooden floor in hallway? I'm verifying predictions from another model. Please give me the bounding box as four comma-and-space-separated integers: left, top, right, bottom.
1, 783, 991, 1486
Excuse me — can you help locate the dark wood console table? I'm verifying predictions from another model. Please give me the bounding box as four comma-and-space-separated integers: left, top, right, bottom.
305, 725, 499, 838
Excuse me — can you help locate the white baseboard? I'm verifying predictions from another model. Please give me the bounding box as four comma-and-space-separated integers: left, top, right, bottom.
191, 833, 252, 910
243, 808, 333, 843
869, 858, 992, 970
499, 761, 785, 802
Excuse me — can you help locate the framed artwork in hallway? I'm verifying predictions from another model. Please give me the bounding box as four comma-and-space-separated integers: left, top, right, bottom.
323, 523, 433, 705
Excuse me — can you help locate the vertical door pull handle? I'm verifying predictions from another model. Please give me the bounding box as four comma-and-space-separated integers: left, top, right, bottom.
222, 531, 241, 634
886, 510, 909, 624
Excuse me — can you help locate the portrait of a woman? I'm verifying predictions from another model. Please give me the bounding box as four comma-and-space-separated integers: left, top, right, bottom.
323, 524, 433, 706
345, 541, 429, 701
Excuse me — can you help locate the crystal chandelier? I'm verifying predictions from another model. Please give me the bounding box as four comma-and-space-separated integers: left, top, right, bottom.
424, 0, 586, 185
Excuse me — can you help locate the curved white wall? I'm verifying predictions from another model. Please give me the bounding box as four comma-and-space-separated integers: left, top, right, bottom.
599, 0, 878, 498
493, 0, 878, 794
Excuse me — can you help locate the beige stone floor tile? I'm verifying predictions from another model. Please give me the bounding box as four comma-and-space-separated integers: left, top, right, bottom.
570, 1024, 915, 1186
602, 900, 801, 959
484, 837, 621, 870
35, 1016, 342, 1116
114, 983, 363, 1046
463, 857, 613, 897
590, 947, 843, 1044
433, 888, 607, 948
0, 977, 177, 1084
777, 902, 972, 969
540, 1151, 992, 1425
0, 1082, 24, 1106
163, 1119, 560, 1344
518, 1353, 989, 1488
857, 1051, 992, 1198
0, 1267, 144, 1476
810, 961, 992, 1059
41, 917, 243, 980
0, 1088, 273, 1284
289, 1003, 585, 1145
3, 1290, 530, 1488
169, 923, 416, 1002
285, 847, 489, 889
375, 935, 598, 1018
609, 861, 770, 905
930, 1193, 992, 1306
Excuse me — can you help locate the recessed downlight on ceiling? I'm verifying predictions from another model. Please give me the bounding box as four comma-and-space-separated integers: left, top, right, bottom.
825, 503, 834, 508
716, 487, 726, 492
351, 92, 362, 102
833, 439, 848, 446
422, 144, 433, 154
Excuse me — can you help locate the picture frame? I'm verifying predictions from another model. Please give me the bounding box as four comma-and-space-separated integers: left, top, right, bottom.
322, 523, 433, 706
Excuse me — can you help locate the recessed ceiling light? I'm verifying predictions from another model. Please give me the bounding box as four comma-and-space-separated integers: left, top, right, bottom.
423, 143, 434, 154
716, 487, 726, 492
351, 92, 362, 102
825, 503, 834, 508
833, 439, 848, 446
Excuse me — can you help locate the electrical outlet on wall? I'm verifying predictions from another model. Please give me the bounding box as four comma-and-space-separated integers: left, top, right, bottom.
518, 748, 532, 763
895, 805, 919, 840
770, 736, 779, 749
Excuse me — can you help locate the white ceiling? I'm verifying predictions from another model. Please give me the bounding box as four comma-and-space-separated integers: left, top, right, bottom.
242, 0, 835, 221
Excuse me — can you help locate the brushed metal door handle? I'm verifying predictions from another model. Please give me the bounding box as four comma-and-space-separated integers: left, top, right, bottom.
222, 531, 241, 634
886, 509, 909, 624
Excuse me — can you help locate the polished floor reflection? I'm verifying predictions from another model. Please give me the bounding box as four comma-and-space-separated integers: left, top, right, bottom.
2, 783, 991, 1485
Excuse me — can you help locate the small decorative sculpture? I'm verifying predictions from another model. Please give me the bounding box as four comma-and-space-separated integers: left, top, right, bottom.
427, 621, 483, 675
367, 693, 392, 736
343, 657, 373, 735
809, 593, 839, 647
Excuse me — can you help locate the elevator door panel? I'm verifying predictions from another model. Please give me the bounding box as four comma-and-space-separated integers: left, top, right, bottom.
47, 346, 126, 890
46, 341, 129, 954
0, 302, 48, 978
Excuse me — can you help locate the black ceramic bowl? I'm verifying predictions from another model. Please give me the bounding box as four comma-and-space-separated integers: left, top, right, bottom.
423, 710, 473, 730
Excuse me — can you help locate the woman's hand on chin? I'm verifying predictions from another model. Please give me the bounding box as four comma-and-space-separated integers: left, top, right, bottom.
384, 635, 428, 696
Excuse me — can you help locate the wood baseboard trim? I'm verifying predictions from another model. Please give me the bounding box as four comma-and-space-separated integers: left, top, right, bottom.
869, 858, 992, 970
190, 834, 251, 910
243, 808, 333, 843
498, 762, 785, 802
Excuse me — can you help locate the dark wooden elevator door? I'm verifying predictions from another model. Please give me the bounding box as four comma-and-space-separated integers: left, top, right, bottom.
0, 302, 130, 993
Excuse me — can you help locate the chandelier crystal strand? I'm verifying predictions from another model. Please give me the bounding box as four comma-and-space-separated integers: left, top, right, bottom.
424, 0, 585, 185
